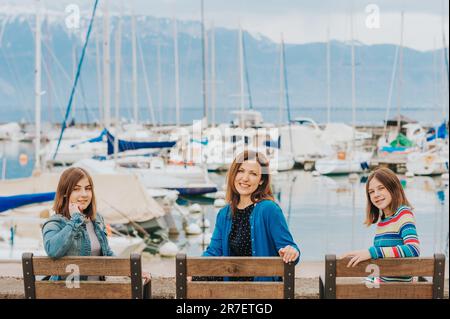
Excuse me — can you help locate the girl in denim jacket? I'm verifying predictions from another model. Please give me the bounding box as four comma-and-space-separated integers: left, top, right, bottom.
42, 167, 151, 282
42, 167, 116, 281
42, 167, 114, 262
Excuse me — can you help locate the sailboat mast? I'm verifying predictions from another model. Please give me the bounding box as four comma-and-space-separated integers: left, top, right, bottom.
95, 25, 103, 123
34, 0, 42, 171
281, 34, 294, 154
131, 13, 138, 125
103, 0, 111, 128
278, 37, 284, 126
200, 0, 208, 126
210, 23, 216, 127
441, 1, 449, 121
382, 14, 401, 141
396, 12, 405, 134
326, 26, 331, 124
157, 37, 163, 124
173, 17, 181, 127
239, 25, 245, 116
114, 16, 122, 166
350, 10, 356, 151
71, 44, 75, 122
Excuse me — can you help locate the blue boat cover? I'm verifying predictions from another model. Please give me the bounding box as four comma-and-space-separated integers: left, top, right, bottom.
69, 129, 177, 155
0, 192, 55, 213
105, 130, 177, 155
426, 122, 448, 142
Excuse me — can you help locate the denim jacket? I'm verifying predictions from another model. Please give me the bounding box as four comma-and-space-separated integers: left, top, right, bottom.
42, 212, 114, 280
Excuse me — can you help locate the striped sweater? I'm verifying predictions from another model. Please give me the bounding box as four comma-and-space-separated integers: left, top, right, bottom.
368, 205, 420, 282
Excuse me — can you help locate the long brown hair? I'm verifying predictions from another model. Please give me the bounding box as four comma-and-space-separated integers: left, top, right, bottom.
364, 167, 411, 226
53, 167, 97, 220
225, 150, 274, 215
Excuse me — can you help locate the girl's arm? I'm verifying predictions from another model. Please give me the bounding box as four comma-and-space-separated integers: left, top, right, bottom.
369, 212, 420, 259
42, 213, 85, 258
96, 214, 115, 256
104, 241, 115, 256
95, 213, 115, 256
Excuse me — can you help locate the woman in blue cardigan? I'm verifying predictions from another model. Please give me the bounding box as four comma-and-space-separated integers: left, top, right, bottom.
203, 150, 300, 280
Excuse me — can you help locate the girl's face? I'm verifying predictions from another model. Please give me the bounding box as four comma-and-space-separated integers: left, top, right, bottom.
368, 177, 392, 213
234, 160, 262, 197
68, 177, 92, 212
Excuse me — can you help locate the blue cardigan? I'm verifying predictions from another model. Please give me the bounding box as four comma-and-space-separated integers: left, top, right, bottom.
203, 200, 300, 280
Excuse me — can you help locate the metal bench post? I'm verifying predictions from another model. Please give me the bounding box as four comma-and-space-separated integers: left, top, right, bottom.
324, 254, 336, 299
433, 253, 445, 299
284, 261, 295, 299
176, 253, 187, 299
22, 253, 36, 299
130, 253, 143, 299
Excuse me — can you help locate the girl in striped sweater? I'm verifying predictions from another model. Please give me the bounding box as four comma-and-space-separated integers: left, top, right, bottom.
340, 167, 420, 282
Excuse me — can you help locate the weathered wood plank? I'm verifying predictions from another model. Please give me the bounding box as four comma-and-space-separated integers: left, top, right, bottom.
336, 258, 434, 277
35, 281, 132, 299
32, 257, 131, 276
336, 282, 433, 299
186, 257, 284, 277
186, 282, 284, 299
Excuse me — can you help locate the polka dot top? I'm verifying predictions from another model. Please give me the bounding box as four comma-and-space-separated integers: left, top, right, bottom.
228, 203, 254, 281
229, 203, 254, 257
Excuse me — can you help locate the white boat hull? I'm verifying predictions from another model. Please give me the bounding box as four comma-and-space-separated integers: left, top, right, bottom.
406, 152, 449, 176
315, 152, 372, 175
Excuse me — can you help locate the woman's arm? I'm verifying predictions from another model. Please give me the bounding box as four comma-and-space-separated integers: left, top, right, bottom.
42, 213, 85, 258
202, 208, 225, 257
266, 203, 301, 264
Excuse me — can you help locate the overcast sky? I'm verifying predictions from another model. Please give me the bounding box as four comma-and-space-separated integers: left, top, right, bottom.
1, 0, 449, 51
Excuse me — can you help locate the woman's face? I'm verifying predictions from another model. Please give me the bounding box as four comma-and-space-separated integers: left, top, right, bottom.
234, 160, 262, 197
68, 176, 92, 212
368, 177, 392, 213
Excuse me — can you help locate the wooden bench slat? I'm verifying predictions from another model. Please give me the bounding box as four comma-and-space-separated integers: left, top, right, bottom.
186, 257, 284, 276
336, 258, 435, 277
335, 282, 433, 299
35, 281, 132, 299
32, 257, 131, 276
186, 282, 284, 299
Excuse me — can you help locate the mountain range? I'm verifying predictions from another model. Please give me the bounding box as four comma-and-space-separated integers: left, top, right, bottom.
0, 12, 447, 125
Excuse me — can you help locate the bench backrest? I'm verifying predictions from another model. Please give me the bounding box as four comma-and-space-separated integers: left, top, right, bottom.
320, 254, 446, 299
22, 252, 147, 299
175, 253, 295, 299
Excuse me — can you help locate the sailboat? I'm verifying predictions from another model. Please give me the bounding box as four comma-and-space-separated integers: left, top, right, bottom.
279, 29, 371, 169
314, 12, 372, 175
185, 26, 294, 172
405, 21, 449, 176
406, 147, 448, 175
73, 157, 217, 196
0, 123, 25, 141
375, 13, 427, 166
406, 122, 449, 175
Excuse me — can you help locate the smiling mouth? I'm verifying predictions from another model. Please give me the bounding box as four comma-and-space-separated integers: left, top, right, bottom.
239, 183, 251, 188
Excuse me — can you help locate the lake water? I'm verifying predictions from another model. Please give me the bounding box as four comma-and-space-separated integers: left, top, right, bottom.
1, 141, 448, 261
1, 105, 447, 127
